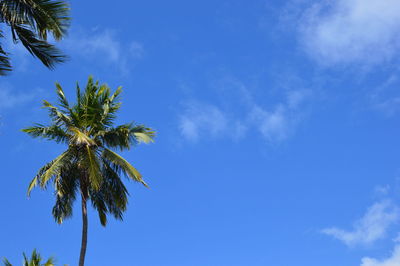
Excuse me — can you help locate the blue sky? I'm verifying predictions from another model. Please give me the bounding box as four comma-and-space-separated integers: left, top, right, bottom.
1, 0, 400, 265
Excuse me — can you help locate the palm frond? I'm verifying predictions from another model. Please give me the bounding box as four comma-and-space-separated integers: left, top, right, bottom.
30, 0, 70, 40
0, 39, 11, 75
2, 258, 12, 266
22, 124, 69, 144
85, 146, 102, 191
90, 159, 129, 226
27, 160, 53, 196
39, 150, 71, 188
102, 148, 148, 187
55, 82, 70, 111
132, 126, 155, 144
22, 252, 28, 266
97, 124, 155, 150
43, 257, 55, 266
52, 167, 77, 224
0, 0, 70, 40
12, 25, 66, 69
52, 193, 74, 224
42, 100, 72, 127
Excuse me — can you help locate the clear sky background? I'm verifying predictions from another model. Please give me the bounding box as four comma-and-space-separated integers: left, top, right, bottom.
1, 0, 400, 265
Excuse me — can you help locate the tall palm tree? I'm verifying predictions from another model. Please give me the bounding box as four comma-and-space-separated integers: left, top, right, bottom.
23, 76, 155, 266
0, 0, 70, 75
3, 249, 55, 266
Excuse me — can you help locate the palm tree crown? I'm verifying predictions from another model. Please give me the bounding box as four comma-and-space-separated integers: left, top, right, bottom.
0, 0, 70, 74
3, 249, 55, 266
23, 76, 155, 265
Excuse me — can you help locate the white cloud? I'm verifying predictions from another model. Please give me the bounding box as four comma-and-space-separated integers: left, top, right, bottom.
250, 89, 309, 142
65, 28, 143, 74
179, 102, 228, 142
361, 245, 400, 266
322, 201, 399, 247
0, 84, 42, 110
179, 101, 245, 142
299, 0, 400, 66
250, 104, 290, 142
374, 185, 391, 197
178, 80, 311, 143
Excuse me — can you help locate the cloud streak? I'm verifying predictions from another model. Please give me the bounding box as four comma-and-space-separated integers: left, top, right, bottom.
64, 28, 144, 74
179, 102, 233, 142
322, 200, 399, 247
178, 79, 311, 143
0, 84, 42, 110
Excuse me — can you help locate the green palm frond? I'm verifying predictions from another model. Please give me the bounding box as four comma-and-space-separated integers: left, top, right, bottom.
132, 126, 155, 144
42, 100, 72, 127
0, 0, 69, 74
28, 0, 70, 40
0, 0, 69, 39
55, 83, 70, 111
27, 150, 72, 196
40, 150, 71, 187
97, 124, 155, 150
84, 146, 102, 191
12, 25, 66, 69
102, 148, 148, 187
91, 158, 129, 225
3, 258, 12, 266
43, 257, 55, 266
27, 160, 53, 196
0, 36, 11, 75
53, 167, 77, 224
22, 124, 69, 144
52, 192, 74, 224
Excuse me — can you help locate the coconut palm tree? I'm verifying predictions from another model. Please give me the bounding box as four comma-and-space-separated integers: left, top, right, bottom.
3, 249, 55, 266
0, 0, 70, 74
23, 76, 155, 266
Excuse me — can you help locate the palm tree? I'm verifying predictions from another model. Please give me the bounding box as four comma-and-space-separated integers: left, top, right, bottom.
0, 0, 70, 75
23, 76, 155, 266
3, 249, 55, 266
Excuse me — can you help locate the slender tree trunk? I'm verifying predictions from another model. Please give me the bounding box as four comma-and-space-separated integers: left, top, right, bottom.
79, 193, 88, 266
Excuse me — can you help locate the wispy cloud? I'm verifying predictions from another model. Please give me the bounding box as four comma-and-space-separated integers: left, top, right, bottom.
178, 78, 311, 143
250, 89, 310, 142
374, 185, 391, 197
64, 28, 144, 74
250, 104, 289, 142
179, 101, 244, 142
298, 0, 400, 67
365, 71, 400, 116
0, 84, 42, 110
361, 245, 400, 266
322, 200, 400, 247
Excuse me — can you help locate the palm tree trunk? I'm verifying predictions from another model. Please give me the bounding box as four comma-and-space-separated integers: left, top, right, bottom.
79, 193, 88, 266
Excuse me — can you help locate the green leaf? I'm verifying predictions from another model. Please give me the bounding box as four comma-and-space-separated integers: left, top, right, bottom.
40, 150, 70, 188
102, 148, 149, 188
134, 132, 154, 144
85, 146, 102, 191
12, 25, 66, 69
